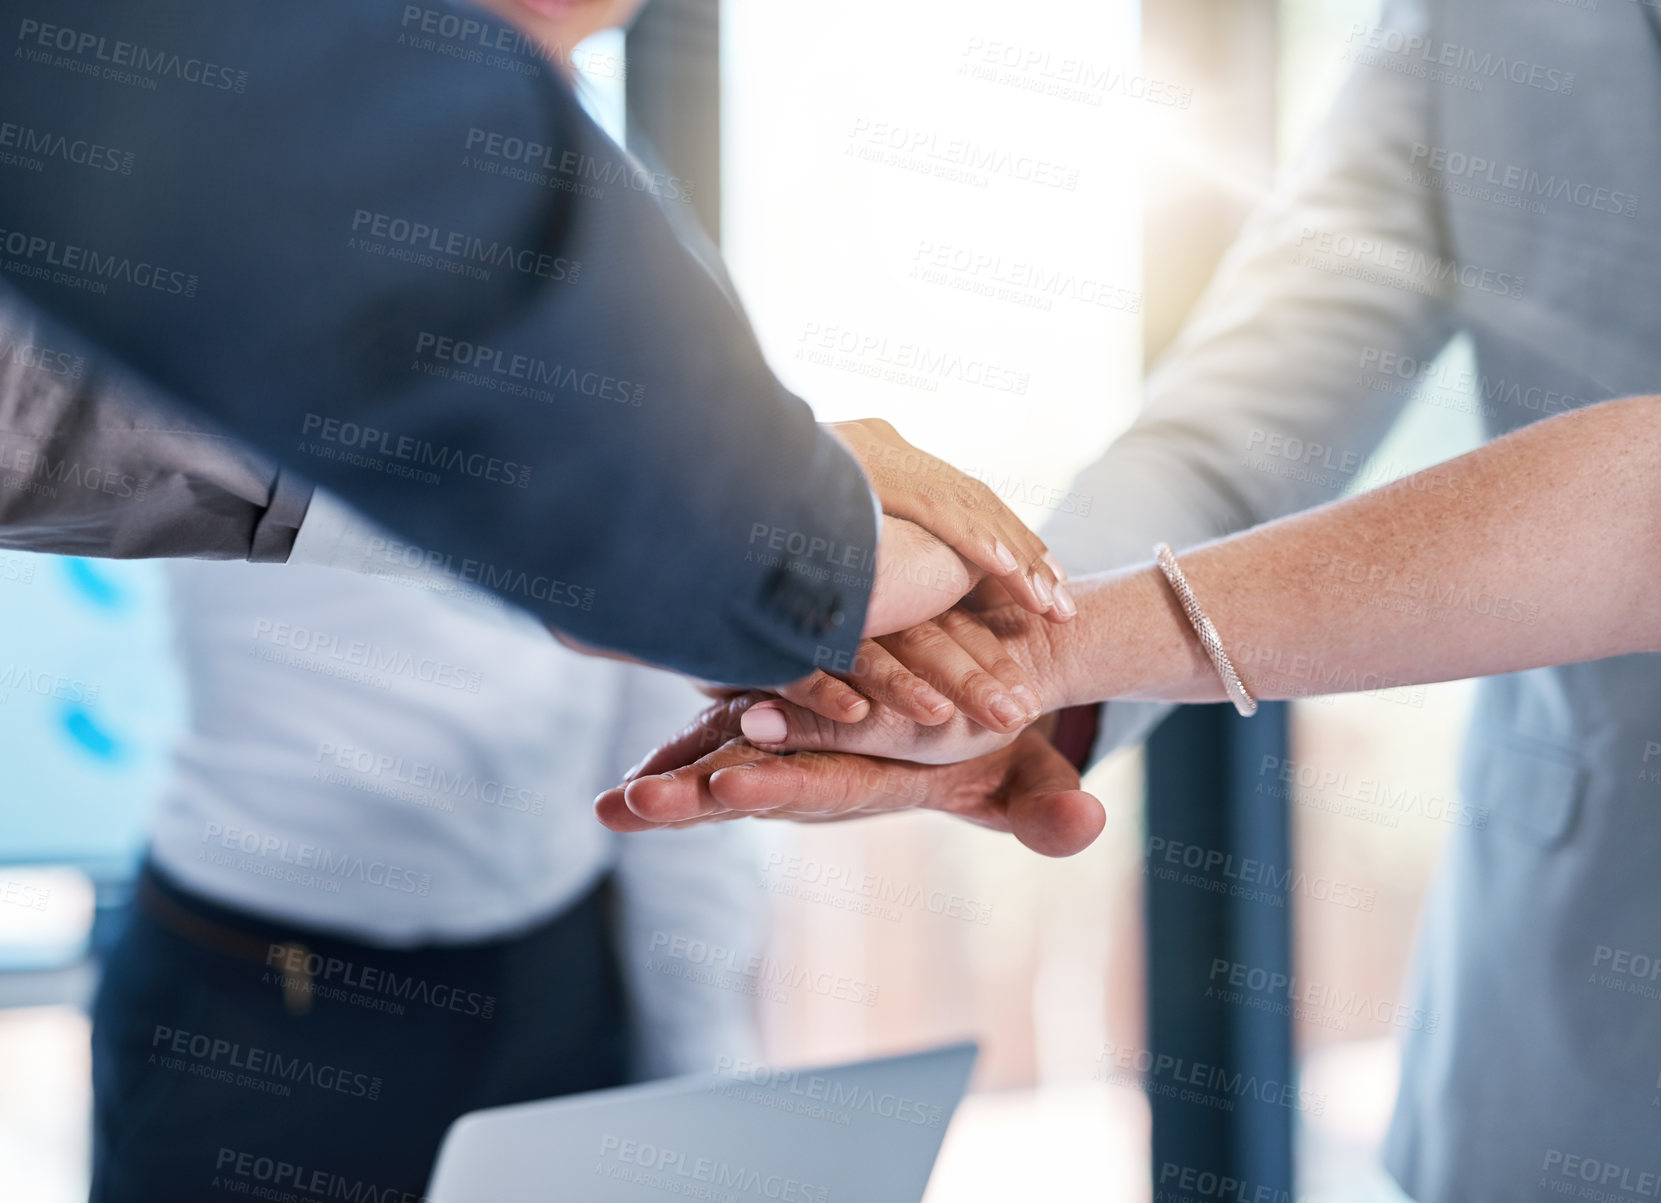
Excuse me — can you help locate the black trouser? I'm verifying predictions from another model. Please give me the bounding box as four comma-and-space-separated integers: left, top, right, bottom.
90, 863, 628, 1203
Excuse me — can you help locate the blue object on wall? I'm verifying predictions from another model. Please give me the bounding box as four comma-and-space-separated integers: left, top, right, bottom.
0, 553, 184, 873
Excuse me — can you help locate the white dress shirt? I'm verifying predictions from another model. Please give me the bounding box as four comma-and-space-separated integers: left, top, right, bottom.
149, 549, 762, 1077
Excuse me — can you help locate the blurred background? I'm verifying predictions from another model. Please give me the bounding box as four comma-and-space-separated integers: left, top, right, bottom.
0, 0, 1485, 1199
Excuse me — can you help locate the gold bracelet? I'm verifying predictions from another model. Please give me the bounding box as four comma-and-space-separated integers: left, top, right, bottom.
1153, 543, 1257, 718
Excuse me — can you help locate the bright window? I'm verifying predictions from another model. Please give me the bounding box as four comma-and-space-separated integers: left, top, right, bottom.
722, 3, 1153, 1197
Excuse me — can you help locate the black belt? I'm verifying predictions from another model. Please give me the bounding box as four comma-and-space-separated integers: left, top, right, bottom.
136, 868, 284, 966
134, 864, 380, 1015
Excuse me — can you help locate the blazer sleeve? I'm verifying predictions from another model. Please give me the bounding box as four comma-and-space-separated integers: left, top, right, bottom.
1041, 0, 1458, 755
0, 0, 875, 686
0, 294, 311, 562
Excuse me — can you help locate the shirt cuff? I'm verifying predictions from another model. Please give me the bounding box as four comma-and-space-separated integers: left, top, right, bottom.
1052, 705, 1102, 772
285, 485, 366, 568
247, 471, 314, 563
286, 488, 512, 613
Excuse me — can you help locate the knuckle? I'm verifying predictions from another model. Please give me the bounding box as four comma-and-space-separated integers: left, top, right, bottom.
844, 642, 882, 682
960, 477, 1000, 514
892, 621, 945, 653
804, 753, 857, 802
987, 654, 1024, 683
793, 708, 830, 744
794, 671, 834, 702
812, 709, 849, 746
878, 662, 919, 696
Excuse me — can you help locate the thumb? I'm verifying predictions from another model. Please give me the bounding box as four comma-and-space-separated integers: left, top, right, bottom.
625, 698, 747, 783
1001, 736, 1106, 858
739, 698, 850, 751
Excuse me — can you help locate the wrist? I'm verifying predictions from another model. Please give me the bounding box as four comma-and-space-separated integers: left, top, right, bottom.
1039, 565, 1220, 708
864, 515, 976, 637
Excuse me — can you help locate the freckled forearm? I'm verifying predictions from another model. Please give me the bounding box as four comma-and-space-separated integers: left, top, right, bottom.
1020, 395, 1661, 709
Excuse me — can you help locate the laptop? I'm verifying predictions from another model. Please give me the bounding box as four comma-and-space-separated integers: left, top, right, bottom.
426, 1041, 979, 1202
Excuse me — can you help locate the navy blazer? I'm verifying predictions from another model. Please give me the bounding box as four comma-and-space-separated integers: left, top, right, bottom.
0, 0, 876, 684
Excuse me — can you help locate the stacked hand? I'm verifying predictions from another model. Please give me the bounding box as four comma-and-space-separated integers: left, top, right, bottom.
780, 418, 1074, 740
711, 603, 1043, 738
594, 700, 1106, 857
602, 387, 1654, 857
597, 418, 1109, 858
841, 419, 1074, 631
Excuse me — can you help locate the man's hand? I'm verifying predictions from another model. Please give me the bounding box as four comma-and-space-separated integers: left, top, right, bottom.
863, 516, 979, 636
834, 419, 1074, 624
594, 709, 1106, 857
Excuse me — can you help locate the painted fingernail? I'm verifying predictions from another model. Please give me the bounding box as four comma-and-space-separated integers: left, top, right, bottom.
992, 539, 1019, 573
1052, 580, 1077, 618
741, 705, 790, 744
1030, 570, 1054, 608
989, 693, 1025, 727
1011, 685, 1041, 718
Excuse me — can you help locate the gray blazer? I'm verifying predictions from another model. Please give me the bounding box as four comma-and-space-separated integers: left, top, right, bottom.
0, 296, 308, 562
1044, 0, 1661, 1197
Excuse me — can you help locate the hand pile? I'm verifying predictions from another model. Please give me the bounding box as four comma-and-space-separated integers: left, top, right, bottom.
596, 418, 1108, 857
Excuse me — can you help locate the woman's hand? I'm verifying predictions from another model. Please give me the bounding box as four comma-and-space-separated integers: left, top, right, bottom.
721, 606, 1044, 734
833, 418, 1075, 624
744, 601, 1058, 764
